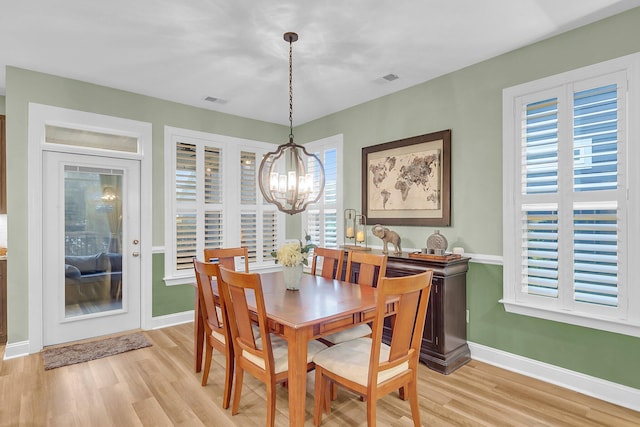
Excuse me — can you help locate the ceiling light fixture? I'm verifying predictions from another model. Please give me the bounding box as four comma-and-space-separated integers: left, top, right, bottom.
258, 32, 325, 215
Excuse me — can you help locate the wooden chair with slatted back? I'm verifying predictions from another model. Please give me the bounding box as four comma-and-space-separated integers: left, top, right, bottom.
218, 266, 327, 427
203, 246, 249, 273
313, 270, 434, 427
193, 258, 233, 409
194, 247, 249, 374
311, 247, 345, 280
320, 251, 388, 346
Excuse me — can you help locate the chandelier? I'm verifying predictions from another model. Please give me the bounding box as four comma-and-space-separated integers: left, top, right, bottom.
258, 32, 325, 215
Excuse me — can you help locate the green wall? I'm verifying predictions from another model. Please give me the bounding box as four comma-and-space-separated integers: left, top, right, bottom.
294, 8, 640, 390
5, 68, 285, 342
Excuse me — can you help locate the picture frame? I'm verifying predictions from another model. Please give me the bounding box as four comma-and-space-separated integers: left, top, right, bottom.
362, 129, 451, 227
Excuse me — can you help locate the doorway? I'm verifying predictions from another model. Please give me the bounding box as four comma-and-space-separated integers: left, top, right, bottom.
42, 152, 141, 346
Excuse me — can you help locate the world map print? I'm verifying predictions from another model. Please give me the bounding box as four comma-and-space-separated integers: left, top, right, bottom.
368, 149, 441, 211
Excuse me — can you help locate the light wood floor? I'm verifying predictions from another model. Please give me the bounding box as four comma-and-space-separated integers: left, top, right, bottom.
1, 323, 638, 426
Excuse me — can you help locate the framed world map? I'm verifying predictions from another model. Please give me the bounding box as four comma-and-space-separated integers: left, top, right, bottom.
362, 130, 451, 226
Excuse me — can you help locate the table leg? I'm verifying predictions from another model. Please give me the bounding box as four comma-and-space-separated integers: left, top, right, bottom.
284, 325, 313, 427
194, 292, 204, 373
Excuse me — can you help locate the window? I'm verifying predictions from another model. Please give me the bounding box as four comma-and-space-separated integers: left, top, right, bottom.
164, 127, 284, 284
502, 53, 640, 337
301, 135, 343, 248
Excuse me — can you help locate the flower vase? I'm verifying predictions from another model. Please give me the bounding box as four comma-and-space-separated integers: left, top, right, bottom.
282, 264, 303, 290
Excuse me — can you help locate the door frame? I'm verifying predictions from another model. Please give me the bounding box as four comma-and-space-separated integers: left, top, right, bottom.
27, 103, 153, 353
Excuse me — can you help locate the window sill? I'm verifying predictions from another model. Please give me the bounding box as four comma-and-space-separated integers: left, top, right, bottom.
500, 299, 640, 338
163, 264, 281, 287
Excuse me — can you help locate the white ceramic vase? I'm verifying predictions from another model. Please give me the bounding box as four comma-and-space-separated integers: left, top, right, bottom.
282, 264, 303, 290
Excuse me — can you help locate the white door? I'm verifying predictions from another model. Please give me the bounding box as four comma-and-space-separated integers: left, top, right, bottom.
43, 152, 141, 345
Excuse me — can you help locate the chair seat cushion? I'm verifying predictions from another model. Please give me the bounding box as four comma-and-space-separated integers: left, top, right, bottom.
321, 324, 372, 345
244, 334, 327, 374
210, 328, 226, 343
312, 337, 409, 386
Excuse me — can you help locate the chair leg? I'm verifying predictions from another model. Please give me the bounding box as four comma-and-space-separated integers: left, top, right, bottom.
231, 366, 244, 415
408, 379, 421, 427
324, 376, 333, 414
313, 368, 324, 426
222, 349, 234, 409
266, 379, 277, 427
331, 381, 338, 401
201, 343, 213, 386
366, 395, 377, 427
399, 385, 407, 400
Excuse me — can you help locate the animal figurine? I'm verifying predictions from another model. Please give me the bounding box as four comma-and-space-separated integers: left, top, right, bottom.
371, 224, 402, 255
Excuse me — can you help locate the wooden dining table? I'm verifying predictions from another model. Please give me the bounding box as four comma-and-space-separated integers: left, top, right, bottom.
193, 270, 394, 427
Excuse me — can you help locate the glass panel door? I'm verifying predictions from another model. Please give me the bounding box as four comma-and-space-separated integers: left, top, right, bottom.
43, 152, 141, 346
63, 166, 123, 318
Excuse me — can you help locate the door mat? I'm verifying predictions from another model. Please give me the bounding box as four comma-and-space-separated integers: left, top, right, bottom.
42, 332, 152, 370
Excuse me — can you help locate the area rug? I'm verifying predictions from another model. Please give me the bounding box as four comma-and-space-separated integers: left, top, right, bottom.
42, 332, 152, 370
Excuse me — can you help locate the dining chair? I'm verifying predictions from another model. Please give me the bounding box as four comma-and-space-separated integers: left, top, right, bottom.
312, 270, 433, 427
311, 247, 345, 280
218, 266, 327, 427
203, 246, 249, 273
193, 258, 233, 409
320, 251, 388, 345
194, 246, 251, 373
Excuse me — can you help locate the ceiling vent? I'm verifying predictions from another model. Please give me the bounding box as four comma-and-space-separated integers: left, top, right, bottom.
382, 73, 399, 82
204, 96, 228, 105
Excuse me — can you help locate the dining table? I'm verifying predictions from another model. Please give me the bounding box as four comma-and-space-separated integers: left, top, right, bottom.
193, 270, 396, 427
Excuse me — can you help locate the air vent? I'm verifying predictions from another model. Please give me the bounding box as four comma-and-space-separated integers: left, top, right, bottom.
203, 96, 228, 105
382, 73, 399, 82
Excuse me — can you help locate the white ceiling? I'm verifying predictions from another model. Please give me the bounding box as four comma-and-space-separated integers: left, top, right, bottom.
1, 0, 639, 126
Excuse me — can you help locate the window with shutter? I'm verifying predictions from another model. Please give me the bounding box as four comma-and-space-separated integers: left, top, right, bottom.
301, 135, 343, 249
502, 53, 640, 337
164, 127, 285, 283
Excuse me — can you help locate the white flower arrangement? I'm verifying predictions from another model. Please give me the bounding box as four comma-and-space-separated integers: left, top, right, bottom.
271, 233, 316, 267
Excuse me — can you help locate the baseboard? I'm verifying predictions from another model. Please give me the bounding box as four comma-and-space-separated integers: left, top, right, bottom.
3, 340, 30, 360
150, 310, 195, 330
468, 342, 640, 412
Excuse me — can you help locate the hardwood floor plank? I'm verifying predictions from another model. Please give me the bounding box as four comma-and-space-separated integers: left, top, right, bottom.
1, 323, 638, 426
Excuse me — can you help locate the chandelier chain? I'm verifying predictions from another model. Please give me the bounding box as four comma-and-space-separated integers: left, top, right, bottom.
289, 37, 294, 139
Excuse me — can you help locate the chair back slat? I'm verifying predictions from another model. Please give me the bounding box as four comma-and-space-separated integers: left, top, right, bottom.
311, 247, 344, 280
203, 247, 249, 273
345, 251, 387, 287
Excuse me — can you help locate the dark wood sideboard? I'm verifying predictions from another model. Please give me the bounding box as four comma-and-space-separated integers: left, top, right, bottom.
346, 249, 470, 374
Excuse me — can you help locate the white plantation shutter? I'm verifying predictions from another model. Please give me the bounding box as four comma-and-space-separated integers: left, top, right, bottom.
573, 205, 618, 307
503, 56, 639, 334
176, 212, 196, 270
240, 151, 257, 205
204, 211, 223, 249
166, 127, 285, 281
204, 147, 222, 203
240, 212, 257, 263
522, 206, 559, 298
176, 142, 197, 203
301, 136, 343, 249
263, 211, 278, 260
175, 142, 197, 270
523, 98, 559, 194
